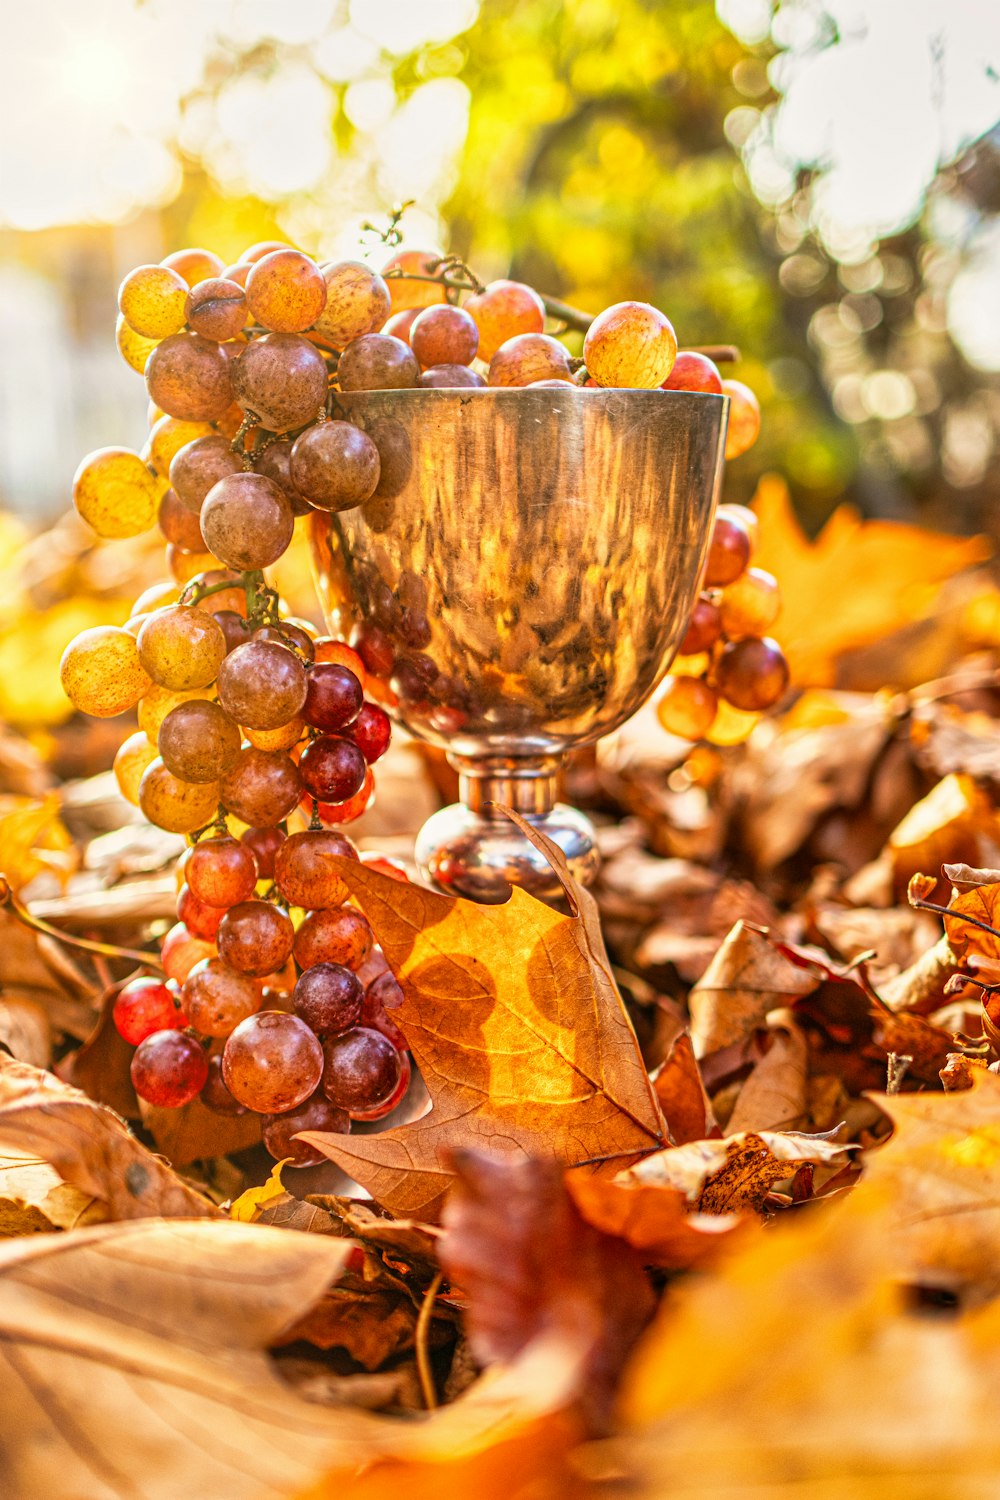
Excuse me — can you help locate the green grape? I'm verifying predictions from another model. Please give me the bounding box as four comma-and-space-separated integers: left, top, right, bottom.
136, 605, 227, 691
138, 759, 220, 834
73, 447, 159, 539
60, 627, 152, 718
118, 264, 189, 339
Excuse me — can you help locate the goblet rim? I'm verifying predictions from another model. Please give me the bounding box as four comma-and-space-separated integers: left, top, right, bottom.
338, 385, 729, 405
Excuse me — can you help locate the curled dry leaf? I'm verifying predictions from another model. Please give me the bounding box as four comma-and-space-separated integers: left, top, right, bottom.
312, 1197, 442, 1274
0, 1150, 105, 1237
564, 1166, 747, 1270
688, 920, 820, 1059
725, 1014, 809, 1134
615, 1129, 851, 1215
301, 831, 666, 1219
440, 1150, 655, 1434
651, 1031, 716, 1145
0, 1054, 218, 1220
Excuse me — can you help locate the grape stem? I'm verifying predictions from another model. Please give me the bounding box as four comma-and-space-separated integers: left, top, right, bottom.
382, 269, 740, 358
0, 877, 164, 971
415, 1270, 443, 1409
179, 577, 245, 607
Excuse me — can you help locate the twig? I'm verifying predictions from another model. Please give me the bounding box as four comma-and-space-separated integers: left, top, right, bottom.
909, 894, 1000, 944
0, 878, 163, 971
415, 1270, 443, 1410
886, 1053, 913, 1094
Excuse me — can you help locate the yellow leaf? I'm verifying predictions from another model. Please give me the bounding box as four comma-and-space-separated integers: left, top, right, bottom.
229, 1158, 290, 1221
752, 473, 990, 687
0, 595, 133, 728
0, 793, 76, 893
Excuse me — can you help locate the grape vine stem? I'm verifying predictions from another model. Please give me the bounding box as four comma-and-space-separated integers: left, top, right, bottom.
0, 877, 164, 970
415, 1270, 443, 1409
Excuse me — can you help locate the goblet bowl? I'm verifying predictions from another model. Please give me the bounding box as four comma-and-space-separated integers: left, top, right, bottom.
310, 386, 728, 901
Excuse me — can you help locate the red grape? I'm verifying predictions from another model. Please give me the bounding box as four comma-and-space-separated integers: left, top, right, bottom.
714, 637, 790, 711
703, 514, 752, 587
200, 1054, 248, 1116
131, 1030, 208, 1108
292, 963, 363, 1036
350, 1051, 412, 1121
241, 825, 286, 880
680, 596, 723, 656
321, 1026, 401, 1114
222, 1011, 323, 1113
113, 977, 184, 1046
299, 735, 367, 803
188, 836, 258, 908
176, 883, 225, 941
294, 906, 373, 971
161, 922, 215, 983
217, 900, 295, 978
262, 1093, 349, 1166
662, 351, 723, 394
410, 304, 479, 368
182, 957, 261, 1038
302, 662, 363, 732
273, 828, 357, 909
345, 702, 391, 763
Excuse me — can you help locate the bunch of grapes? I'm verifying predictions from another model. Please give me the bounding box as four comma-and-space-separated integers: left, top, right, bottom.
55, 230, 770, 1154
656, 503, 789, 746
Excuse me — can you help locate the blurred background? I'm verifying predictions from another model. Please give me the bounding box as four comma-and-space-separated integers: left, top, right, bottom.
2, 0, 999, 532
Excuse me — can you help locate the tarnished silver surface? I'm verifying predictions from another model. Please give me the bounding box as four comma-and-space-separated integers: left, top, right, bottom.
310, 387, 728, 901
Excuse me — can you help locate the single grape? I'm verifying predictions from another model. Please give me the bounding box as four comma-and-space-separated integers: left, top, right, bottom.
185, 278, 247, 342
158, 699, 241, 783
292, 962, 363, 1036
222, 260, 252, 288
273, 828, 357, 909
241, 240, 292, 264
148, 417, 216, 478
294, 905, 372, 971
116, 315, 159, 374
220, 746, 303, 826
182, 957, 261, 1038
410, 304, 479, 368
60, 626, 152, 717
382, 308, 419, 343
131, 1030, 209, 1109
241, 825, 285, 880
381, 247, 447, 314
349, 622, 394, 679
488, 333, 573, 388
176, 883, 224, 942
216, 639, 307, 731
214, 609, 254, 654
321, 1026, 401, 1114
137, 683, 215, 741
583, 301, 677, 389
217, 901, 295, 978
345, 702, 391, 763
245, 249, 327, 333
73, 447, 159, 539
717, 502, 760, 549
719, 568, 781, 640
222, 1010, 323, 1113
464, 279, 546, 362
138, 760, 220, 834
302, 662, 363, 733
169, 435, 243, 513
267, 619, 316, 657
703, 514, 752, 587
137, 605, 227, 691
230, 333, 329, 432
419, 364, 487, 388
525, 378, 576, 388
704, 699, 761, 746
313, 260, 391, 348
166, 545, 219, 587
262, 1093, 349, 1166
722, 379, 762, 459
252, 438, 311, 516
714, 637, 789, 712
161, 922, 216, 984
113, 977, 184, 1046
363, 969, 403, 1018
656, 676, 718, 740
161, 248, 224, 287
246, 717, 306, 753
311, 768, 374, 825
157, 488, 204, 551
113, 730, 158, 805
200, 472, 294, 571
314, 639, 367, 687
350, 1051, 412, 1121
200, 1054, 248, 1116
661, 351, 724, 394
119, 264, 189, 339
680, 596, 723, 656
188, 835, 258, 908
289, 421, 380, 511
336, 333, 420, 392
145, 332, 233, 422
299, 736, 367, 804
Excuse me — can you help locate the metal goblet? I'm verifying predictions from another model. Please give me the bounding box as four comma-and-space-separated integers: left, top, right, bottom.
309, 386, 728, 902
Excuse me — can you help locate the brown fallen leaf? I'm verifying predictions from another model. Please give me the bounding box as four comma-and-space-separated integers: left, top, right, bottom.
888, 773, 1000, 892
313, 1198, 442, 1274
688, 920, 820, 1059
614, 1129, 851, 1215
0, 1055, 218, 1220
276, 1284, 449, 1370
0, 995, 50, 1069
564, 1166, 747, 1270
725, 1014, 809, 1134
651, 1032, 717, 1144
440, 1150, 655, 1433
302, 829, 667, 1218
0, 1150, 105, 1237
861, 1070, 1000, 1301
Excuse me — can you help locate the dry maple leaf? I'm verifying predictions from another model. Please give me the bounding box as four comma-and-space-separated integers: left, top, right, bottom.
302, 828, 667, 1219
688, 920, 821, 1059
615, 1129, 851, 1215
440, 1150, 655, 1434
651, 1032, 717, 1144
752, 472, 990, 687
0, 1055, 218, 1220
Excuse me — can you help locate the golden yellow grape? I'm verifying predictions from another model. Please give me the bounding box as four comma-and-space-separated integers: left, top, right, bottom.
147, 416, 216, 478
583, 301, 677, 389
59, 627, 153, 718
118, 264, 189, 339
115, 313, 159, 374
138, 759, 220, 834
722, 379, 762, 460
246, 717, 306, 752
136, 605, 227, 691
132, 580, 180, 615
113, 731, 158, 806
704, 698, 761, 746
137, 683, 216, 742
160, 247, 225, 288
72, 448, 159, 539
656, 676, 718, 740
166, 546, 219, 586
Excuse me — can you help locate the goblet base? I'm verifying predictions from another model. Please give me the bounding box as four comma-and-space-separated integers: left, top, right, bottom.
414, 756, 599, 904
